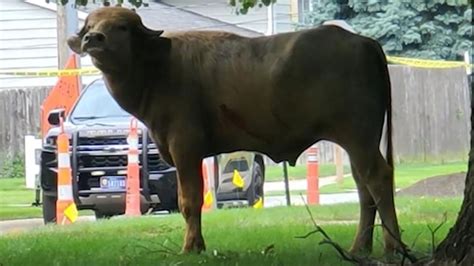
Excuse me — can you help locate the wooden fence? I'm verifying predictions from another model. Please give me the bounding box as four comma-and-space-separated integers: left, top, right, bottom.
267, 66, 471, 166
0, 87, 50, 169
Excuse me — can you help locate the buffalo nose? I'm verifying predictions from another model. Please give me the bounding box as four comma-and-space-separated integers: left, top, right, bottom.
83, 32, 105, 43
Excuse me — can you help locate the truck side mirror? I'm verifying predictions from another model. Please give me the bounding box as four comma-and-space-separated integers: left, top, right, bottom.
47, 109, 66, 126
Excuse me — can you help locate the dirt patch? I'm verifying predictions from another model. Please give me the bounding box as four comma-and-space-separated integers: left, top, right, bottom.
397, 172, 467, 197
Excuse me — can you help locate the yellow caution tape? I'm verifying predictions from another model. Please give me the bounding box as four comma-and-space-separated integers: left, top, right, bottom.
0, 55, 471, 76
387, 56, 473, 69
232, 169, 245, 188
0, 67, 100, 77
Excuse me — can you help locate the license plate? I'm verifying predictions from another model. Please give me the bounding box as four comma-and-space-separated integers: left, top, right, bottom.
100, 176, 126, 189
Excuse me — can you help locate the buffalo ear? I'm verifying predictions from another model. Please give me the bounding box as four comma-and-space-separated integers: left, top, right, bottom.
67, 20, 89, 55
137, 21, 164, 38
67, 35, 83, 54
137, 23, 170, 56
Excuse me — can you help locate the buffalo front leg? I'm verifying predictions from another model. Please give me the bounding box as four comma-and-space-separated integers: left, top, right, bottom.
178, 165, 205, 253
170, 143, 206, 253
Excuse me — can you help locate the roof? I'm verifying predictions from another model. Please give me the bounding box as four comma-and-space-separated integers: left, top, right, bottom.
0, 0, 262, 89
158, 0, 297, 34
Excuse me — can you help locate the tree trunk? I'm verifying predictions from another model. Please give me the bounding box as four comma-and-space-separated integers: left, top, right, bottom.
434, 76, 474, 265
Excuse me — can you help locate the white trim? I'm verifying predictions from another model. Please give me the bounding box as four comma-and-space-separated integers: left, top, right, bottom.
128, 154, 139, 164
58, 185, 73, 200
58, 153, 71, 168
307, 155, 318, 162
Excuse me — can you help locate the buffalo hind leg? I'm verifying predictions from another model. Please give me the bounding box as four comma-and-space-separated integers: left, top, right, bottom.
367, 154, 403, 254
170, 143, 206, 253
349, 163, 377, 255
350, 147, 403, 255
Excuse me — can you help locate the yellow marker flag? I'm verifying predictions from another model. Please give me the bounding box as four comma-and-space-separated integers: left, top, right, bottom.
253, 197, 263, 209
232, 169, 244, 188
64, 203, 78, 223
204, 190, 213, 207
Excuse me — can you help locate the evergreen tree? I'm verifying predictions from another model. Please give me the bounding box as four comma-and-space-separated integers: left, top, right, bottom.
304, 0, 472, 60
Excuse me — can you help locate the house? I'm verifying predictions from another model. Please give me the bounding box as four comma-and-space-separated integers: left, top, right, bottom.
0, 0, 263, 89
158, 0, 303, 35
0, 0, 264, 161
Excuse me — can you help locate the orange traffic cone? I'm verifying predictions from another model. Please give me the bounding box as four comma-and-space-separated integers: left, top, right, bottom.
125, 118, 141, 216
41, 55, 80, 138
56, 118, 78, 225
306, 145, 320, 205
202, 160, 213, 212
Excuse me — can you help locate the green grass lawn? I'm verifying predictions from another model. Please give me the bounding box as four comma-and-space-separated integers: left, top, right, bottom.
0, 197, 462, 266
0, 178, 42, 220
320, 161, 467, 194
0, 179, 92, 221
0, 161, 467, 220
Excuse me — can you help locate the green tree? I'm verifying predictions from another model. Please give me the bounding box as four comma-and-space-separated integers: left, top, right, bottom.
228, 0, 276, 14
304, 0, 472, 60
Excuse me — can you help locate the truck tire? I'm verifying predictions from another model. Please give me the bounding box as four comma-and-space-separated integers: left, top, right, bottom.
247, 161, 264, 207
42, 192, 57, 224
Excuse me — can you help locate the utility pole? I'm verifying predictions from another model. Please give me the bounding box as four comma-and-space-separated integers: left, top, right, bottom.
266, 2, 276, 36
57, 2, 79, 69
282, 161, 291, 206
334, 144, 344, 186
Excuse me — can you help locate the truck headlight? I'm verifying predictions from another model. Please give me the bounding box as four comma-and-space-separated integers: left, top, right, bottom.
44, 136, 57, 147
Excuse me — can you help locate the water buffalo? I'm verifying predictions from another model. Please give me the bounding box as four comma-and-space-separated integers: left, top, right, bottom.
68, 7, 404, 255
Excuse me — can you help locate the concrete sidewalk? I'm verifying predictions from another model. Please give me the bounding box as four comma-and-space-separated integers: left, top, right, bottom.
264, 174, 351, 192
263, 174, 359, 207
0, 216, 95, 236
265, 193, 359, 207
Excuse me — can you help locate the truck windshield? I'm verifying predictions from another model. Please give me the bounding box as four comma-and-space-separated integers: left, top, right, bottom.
70, 79, 130, 121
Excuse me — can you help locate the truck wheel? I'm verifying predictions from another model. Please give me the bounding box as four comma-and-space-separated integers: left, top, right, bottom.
247, 161, 264, 207
42, 192, 57, 224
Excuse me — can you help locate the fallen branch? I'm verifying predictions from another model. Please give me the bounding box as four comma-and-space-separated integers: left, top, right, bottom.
374, 223, 418, 264
295, 194, 374, 265
293, 193, 440, 265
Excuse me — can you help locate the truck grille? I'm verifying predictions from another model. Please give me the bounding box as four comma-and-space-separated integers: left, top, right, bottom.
78, 136, 152, 146
79, 155, 128, 168
78, 137, 128, 146
148, 153, 171, 172
78, 153, 169, 171
76, 134, 170, 190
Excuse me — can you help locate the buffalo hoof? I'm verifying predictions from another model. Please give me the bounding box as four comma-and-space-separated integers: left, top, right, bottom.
182, 236, 206, 254
349, 246, 372, 257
